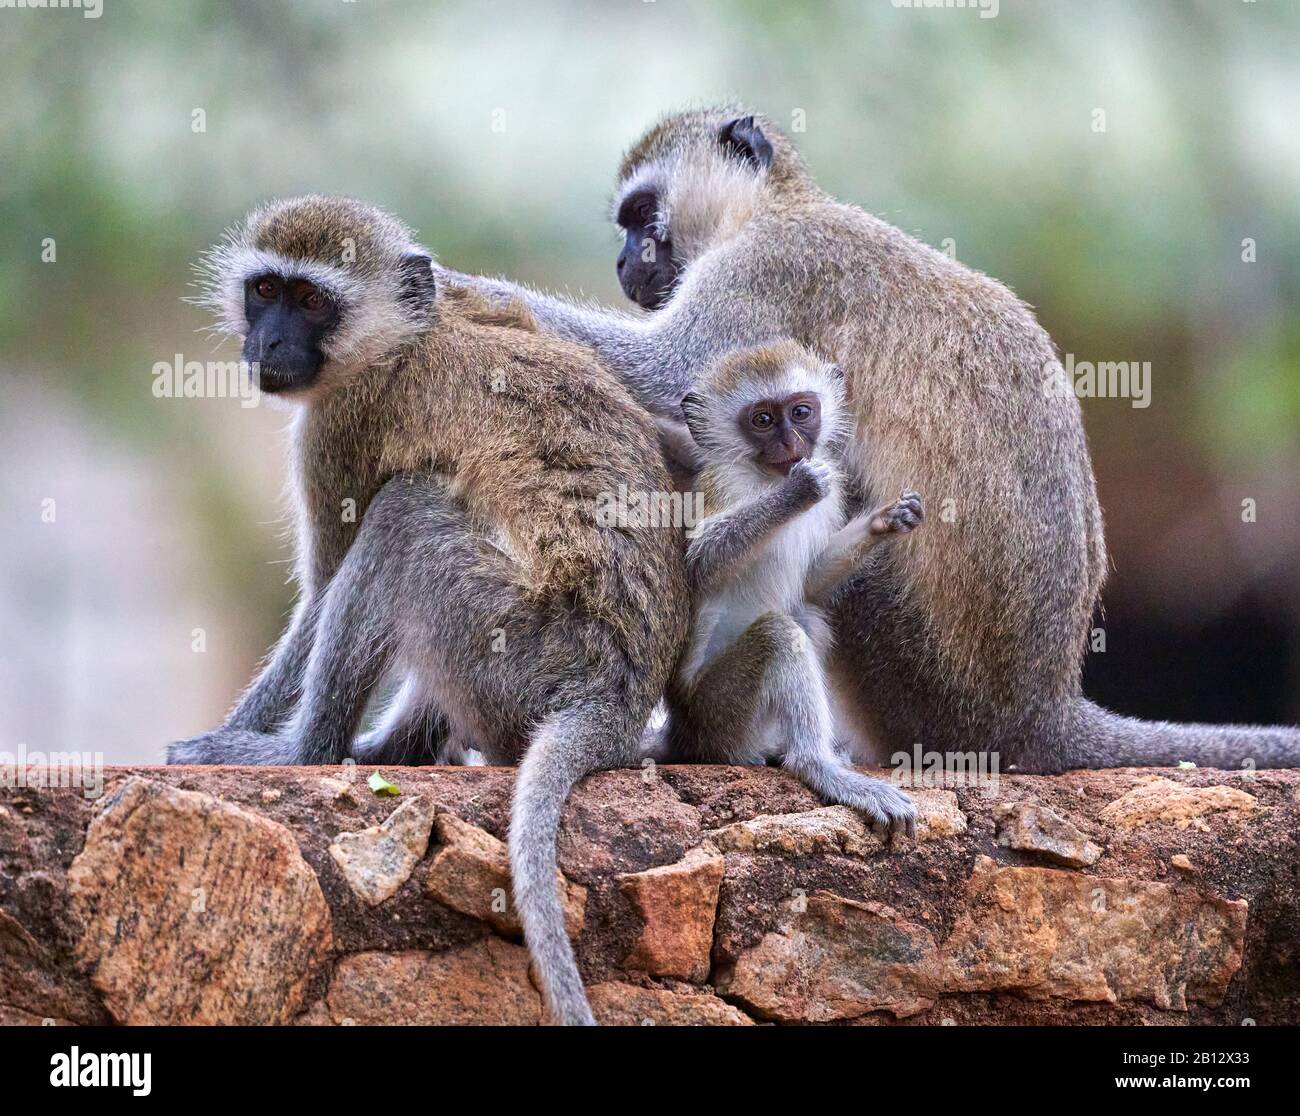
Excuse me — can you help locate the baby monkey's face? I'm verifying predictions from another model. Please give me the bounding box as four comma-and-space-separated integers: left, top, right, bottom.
737, 392, 822, 476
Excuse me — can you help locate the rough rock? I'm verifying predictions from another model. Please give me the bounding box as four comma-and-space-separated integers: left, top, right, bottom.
318, 776, 356, 802
619, 845, 725, 980
994, 801, 1103, 867
556, 769, 703, 878
1099, 775, 1259, 830
66, 777, 331, 1024
942, 856, 1247, 1009
0, 907, 107, 1025
328, 794, 436, 906
708, 806, 877, 857
6, 764, 1297, 1026
588, 981, 754, 1026
0, 1004, 74, 1025
424, 809, 586, 938
707, 789, 965, 856
911, 788, 969, 839
327, 942, 541, 1025
717, 892, 941, 1021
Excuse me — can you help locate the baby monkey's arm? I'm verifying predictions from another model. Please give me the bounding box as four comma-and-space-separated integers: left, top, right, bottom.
687, 459, 832, 596
803, 491, 924, 608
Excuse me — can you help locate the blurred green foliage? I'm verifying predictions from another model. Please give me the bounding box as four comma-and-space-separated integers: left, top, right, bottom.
4, 0, 1297, 452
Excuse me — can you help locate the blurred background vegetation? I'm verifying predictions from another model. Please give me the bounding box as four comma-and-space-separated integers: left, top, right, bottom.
2, 0, 1297, 763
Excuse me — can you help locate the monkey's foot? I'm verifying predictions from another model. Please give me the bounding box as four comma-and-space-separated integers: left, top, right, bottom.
842, 774, 917, 840
167, 729, 293, 765
869, 491, 924, 537
788, 761, 917, 840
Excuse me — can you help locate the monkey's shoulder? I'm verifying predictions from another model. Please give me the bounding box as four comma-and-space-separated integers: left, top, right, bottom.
438, 283, 538, 332
420, 306, 648, 420
430, 288, 622, 384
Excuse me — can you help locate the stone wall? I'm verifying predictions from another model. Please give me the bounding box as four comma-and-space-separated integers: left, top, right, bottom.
2, 764, 1297, 1025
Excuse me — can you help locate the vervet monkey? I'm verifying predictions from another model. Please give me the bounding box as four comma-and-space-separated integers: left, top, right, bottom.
450, 107, 1300, 772
168, 195, 689, 1026
658, 341, 922, 835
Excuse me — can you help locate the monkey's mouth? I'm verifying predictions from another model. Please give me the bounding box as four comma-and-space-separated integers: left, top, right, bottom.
250, 360, 321, 394
765, 455, 804, 476
633, 283, 673, 312
625, 262, 682, 311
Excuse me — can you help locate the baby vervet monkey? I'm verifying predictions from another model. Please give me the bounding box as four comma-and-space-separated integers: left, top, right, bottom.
656, 341, 923, 835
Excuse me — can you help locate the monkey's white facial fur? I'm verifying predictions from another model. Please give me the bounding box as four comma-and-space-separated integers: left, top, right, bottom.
196, 197, 435, 395
615, 152, 766, 268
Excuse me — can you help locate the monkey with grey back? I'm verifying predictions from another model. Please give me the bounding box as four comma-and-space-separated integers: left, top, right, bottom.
658, 340, 922, 835
167, 195, 689, 1025
452, 106, 1300, 772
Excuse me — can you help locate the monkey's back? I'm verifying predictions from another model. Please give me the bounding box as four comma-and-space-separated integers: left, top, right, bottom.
382, 286, 689, 703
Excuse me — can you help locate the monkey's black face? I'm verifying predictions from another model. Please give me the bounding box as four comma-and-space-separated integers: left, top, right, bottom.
615, 189, 678, 310
738, 393, 822, 476
242, 274, 339, 393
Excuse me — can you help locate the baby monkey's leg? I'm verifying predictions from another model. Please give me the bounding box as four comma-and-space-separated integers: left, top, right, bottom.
803, 491, 924, 608
681, 612, 915, 837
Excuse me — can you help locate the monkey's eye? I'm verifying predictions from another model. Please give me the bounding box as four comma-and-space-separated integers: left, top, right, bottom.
751, 411, 774, 429
791, 403, 812, 422
617, 189, 659, 231
301, 288, 325, 312
254, 278, 278, 300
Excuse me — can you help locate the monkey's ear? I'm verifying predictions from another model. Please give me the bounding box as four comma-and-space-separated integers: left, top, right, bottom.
718, 115, 774, 171
399, 252, 436, 311
680, 392, 709, 443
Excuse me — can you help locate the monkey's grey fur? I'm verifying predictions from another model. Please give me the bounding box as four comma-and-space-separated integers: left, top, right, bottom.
170, 196, 688, 1026
450, 105, 1300, 773
657, 342, 922, 835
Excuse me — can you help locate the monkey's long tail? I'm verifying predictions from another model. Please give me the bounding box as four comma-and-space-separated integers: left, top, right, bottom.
1064, 698, 1300, 770
509, 703, 624, 1027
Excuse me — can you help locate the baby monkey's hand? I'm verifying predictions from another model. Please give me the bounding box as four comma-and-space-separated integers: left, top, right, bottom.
785, 458, 835, 509
868, 490, 924, 536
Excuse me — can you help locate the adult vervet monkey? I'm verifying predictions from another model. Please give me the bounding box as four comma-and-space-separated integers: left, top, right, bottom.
451, 106, 1300, 772
168, 195, 689, 1025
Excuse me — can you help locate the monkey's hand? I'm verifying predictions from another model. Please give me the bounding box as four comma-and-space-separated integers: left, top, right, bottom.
785, 458, 835, 510
654, 415, 703, 479
868, 490, 924, 536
